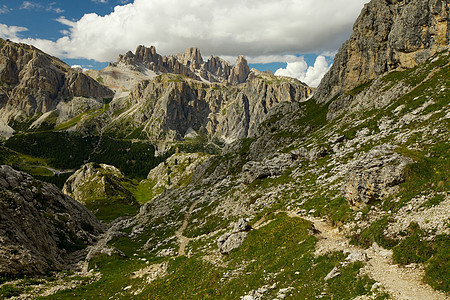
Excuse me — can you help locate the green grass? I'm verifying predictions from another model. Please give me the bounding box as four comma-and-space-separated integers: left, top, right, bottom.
424, 235, 450, 292
41, 213, 380, 299
350, 217, 398, 249
126, 179, 165, 204
392, 223, 434, 264
392, 223, 450, 293
0, 284, 22, 298
85, 200, 139, 223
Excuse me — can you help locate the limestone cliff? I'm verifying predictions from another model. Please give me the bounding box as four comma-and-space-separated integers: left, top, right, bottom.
0, 38, 114, 130
0, 165, 105, 277
315, 0, 449, 102
107, 72, 312, 149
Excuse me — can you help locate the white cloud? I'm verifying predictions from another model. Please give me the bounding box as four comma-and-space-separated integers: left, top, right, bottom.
275, 55, 331, 87
93, 0, 108, 3
0, 5, 10, 14
71, 65, 90, 72
7, 0, 368, 63
20, 1, 41, 10
19, 1, 63, 13
0, 24, 28, 40
47, 2, 64, 14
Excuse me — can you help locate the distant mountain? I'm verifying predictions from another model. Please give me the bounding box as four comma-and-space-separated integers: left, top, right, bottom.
110, 45, 250, 84
0, 39, 114, 137
0, 0, 449, 298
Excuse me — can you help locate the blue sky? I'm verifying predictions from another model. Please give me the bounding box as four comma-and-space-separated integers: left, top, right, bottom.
0, 0, 368, 86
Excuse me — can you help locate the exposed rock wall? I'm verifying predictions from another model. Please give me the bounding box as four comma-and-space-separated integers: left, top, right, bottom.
0, 165, 105, 277
0, 39, 113, 118
112, 73, 312, 147
315, 0, 450, 102
114, 45, 249, 84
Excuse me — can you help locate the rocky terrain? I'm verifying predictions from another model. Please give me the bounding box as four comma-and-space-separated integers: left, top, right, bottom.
0, 165, 104, 277
0, 0, 449, 299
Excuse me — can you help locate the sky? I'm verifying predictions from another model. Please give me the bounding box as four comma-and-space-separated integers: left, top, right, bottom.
0, 0, 369, 87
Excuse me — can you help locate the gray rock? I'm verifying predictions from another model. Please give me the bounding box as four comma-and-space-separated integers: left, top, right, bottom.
217, 231, 248, 255
217, 218, 252, 254
315, 0, 449, 103
233, 218, 251, 233
342, 145, 412, 209
228, 56, 250, 84
324, 266, 341, 281
345, 251, 368, 263
0, 165, 105, 277
242, 153, 297, 184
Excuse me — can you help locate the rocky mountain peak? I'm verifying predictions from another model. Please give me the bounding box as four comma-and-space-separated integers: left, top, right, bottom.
180, 47, 204, 68
0, 38, 113, 121
228, 55, 250, 84
315, 0, 449, 102
113, 45, 253, 85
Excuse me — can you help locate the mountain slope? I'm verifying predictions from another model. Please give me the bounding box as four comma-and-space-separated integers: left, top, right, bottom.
0, 165, 105, 277
0, 39, 114, 137
0, 0, 449, 298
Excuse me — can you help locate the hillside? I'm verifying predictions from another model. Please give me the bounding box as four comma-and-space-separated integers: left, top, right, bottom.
0, 0, 449, 299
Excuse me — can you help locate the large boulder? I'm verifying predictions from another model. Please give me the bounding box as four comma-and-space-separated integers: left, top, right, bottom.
217, 218, 252, 254
342, 145, 412, 209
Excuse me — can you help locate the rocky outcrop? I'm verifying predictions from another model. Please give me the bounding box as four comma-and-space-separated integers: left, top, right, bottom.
146, 153, 210, 191
242, 153, 298, 184
228, 56, 250, 85
315, 0, 450, 102
63, 163, 135, 206
114, 45, 250, 84
0, 165, 105, 277
217, 218, 251, 254
342, 145, 413, 209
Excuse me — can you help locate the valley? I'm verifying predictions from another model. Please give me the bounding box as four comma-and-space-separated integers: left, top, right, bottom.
0, 0, 449, 299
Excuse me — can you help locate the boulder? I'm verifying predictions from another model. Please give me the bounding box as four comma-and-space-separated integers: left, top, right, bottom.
217, 218, 251, 254
342, 145, 412, 209
242, 153, 297, 184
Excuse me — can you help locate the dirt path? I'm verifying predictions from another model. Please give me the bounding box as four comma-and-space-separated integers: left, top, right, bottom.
297, 213, 449, 300
175, 198, 202, 257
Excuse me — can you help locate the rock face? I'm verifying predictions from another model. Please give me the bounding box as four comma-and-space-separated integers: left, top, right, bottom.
217, 219, 252, 254
342, 145, 413, 209
0, 165, 105, 277
0, 39, 113, 115
146, 153, 210, 191
315, 0, 450, 102
228, 56, 250, 84
63, 163, 135, 206
114, 45, 249, 84
111, 72, 312, 149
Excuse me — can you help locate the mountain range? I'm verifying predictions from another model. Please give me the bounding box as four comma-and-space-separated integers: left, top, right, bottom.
0, 0, 449, 298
